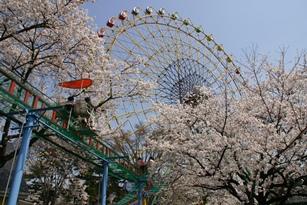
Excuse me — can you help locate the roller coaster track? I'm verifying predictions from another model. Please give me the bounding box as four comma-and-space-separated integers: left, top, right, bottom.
0, 67, 153, 204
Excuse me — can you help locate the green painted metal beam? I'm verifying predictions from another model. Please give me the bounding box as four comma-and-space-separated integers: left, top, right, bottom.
0, 68, 163, 203
0, 70, 139, 181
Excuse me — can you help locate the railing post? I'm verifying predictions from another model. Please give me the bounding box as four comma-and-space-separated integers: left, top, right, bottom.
101, 160, 109, 205
8, 112, 37, 205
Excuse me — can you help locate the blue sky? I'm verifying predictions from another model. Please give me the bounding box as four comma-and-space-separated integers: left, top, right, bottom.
84, 0, 307, 61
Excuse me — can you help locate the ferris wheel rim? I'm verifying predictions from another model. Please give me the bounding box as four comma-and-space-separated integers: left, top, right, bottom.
96, 7, 249, 138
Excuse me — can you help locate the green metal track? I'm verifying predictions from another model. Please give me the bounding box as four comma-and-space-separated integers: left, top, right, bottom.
0, 68, 162, 204
0, 68, 138, 181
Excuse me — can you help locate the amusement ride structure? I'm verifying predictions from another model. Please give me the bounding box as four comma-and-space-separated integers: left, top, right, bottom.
0, 7, 244, 205
98, 7, 244, 134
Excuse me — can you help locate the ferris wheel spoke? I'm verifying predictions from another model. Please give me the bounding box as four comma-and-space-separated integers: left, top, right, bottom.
118, 23, 167, 58
110, 43, 171, 79
131, 28, 182, 71
115, 32, 177, 76
161, 22, 228, 70
158, 70, 180, 88
142, 21, 183, 62
156, 81, 180, 94
134, 26, 206, 73
108, 40, 143, 61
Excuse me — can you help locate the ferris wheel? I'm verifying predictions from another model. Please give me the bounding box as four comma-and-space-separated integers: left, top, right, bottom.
98, 7, 245, 137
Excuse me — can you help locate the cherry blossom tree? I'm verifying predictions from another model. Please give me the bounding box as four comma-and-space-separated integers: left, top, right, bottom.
0, 0, 107, 167
26, 141, 89, 205
0, 0, 103, 82
0, 0, 149, 168
149, 51, 307, 204
0, 4, 154, 205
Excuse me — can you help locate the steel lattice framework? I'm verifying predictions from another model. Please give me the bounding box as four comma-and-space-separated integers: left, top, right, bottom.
98, 7, 245, 136
157, 58, 210, 104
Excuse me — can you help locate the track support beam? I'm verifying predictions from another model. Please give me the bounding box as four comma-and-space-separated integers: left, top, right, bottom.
101, 160, 109, 205
8, 112, 37, 205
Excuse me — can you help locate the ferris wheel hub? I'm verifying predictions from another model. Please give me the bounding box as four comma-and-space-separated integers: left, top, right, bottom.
157, 58, 209, 104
